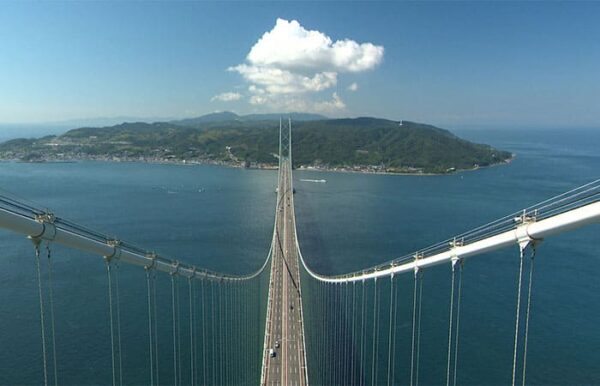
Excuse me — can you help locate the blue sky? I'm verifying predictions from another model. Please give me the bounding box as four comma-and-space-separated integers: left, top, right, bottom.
1, 1, 599, 128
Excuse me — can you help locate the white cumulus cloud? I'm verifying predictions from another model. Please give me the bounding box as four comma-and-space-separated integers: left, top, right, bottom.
245, 18, 384, 73
230, 65, 337, 95
347, 82, 358, 92
228, 18, 383, 113
211, 92, 242, 102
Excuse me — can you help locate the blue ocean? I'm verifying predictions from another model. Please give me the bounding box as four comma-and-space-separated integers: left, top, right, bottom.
0, 128, 598, 385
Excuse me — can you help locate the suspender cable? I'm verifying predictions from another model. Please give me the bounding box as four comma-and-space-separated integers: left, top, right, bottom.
340, 283, 345, 385
34, 242, 49, 386
171, 274, 178, 386
106, 261, 117, 386
452, 263, 463, 386
188, 278, 194, 386
145, 269, 154, 386
351, 281, 357, 386
211, 281, 216, 385
345, 282, 350, 385
45, 243, 58, 386
331, 283, 337, 385
342, 283, 347, 385
325, 281, 329, 384
410, 271, 417, 386
511, 248, 526, 386
390, 273, 399, 386
230, 282, 234, 386
415, 271, 424, 386
330, 283, 336, 385
446, 262, 457, 386
410, 269, 423, 386
317, 281, 322, 384
522, 253, 536, 386
330, 282, 335, 385
371, 278, 379, 386
195, 279, 200, 386
176, 277, 182, 384
152, 271, 159, 385
219, 282, 224, 385
201, 279, 207, 386
387, 274, 395, 386
360, 280, 366, 386
222, 281, 226, 386
235, 283, 240, 384
239, 282, 244, 384
316, 280, 322, 384
224, 281, 229, 386
337, 283, 343, 385
230, 281, 235, 385
239, 282, 243, 385
114, 262, 123, 386
339, 283, 348, 385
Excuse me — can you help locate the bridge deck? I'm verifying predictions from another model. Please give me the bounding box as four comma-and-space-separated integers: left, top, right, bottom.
262, 158, 308, 386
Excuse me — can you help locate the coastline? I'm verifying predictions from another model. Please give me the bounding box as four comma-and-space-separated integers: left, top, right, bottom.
294, 153, 515, 176
0, 153, 515, 176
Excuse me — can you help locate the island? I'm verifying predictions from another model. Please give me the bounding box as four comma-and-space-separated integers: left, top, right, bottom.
0, 113, 512, 175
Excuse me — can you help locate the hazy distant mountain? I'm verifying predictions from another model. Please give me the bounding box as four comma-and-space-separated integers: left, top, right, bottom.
173, 111, 327, 127
241, 112, 327, 122
0, 112, 325, 141
0, 116, 174, 141
174, 111, 240, 126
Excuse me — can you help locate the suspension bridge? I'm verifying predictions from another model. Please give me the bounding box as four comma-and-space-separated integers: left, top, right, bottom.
0, 120, 599, 386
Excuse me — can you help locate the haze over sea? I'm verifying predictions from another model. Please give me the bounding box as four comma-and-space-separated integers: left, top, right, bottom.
0, 127, 599, 385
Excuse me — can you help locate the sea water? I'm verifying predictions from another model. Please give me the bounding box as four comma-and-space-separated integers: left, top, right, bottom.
0, 128, 598, 385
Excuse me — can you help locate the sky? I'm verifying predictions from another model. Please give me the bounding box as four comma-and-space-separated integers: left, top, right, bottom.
1, 1, 599, 129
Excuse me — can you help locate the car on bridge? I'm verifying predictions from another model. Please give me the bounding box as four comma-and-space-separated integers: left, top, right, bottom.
269, 348, 276, 358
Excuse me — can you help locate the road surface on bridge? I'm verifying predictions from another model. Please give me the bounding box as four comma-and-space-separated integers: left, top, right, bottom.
262, 157, 308, 386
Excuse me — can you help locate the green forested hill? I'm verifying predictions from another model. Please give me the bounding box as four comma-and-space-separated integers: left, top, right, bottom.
0, 117, 511, 174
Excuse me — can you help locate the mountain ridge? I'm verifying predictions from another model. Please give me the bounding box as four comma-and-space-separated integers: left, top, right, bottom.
172, 111, 328, 127
0, 116, 513, 174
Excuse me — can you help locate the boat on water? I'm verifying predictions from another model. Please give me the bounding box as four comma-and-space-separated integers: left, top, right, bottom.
300, 179, 327, 183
